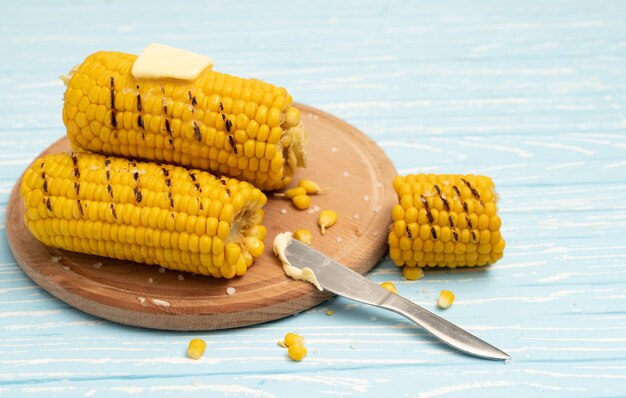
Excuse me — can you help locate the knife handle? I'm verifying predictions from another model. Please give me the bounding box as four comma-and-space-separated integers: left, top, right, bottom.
381, 295, 510, 361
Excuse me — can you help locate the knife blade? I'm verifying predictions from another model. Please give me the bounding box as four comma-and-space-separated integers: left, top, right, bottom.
283, 237, 510, 361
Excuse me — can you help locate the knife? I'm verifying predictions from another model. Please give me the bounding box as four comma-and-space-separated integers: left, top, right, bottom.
282, 237, 511, 361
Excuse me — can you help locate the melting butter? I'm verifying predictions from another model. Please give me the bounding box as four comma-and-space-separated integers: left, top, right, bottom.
131, 43, 213, 81
273, 232, 323, 291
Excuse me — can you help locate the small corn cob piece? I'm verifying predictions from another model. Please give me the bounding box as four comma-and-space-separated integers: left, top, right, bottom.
20, 152, 267, 278
389, 174, 505, 268
62, 51, 307, 191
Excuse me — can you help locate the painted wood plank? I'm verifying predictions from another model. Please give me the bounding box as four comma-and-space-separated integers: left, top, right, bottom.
1, 0, 625, 396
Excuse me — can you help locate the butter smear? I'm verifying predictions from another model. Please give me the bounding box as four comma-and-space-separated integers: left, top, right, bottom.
273, 232, 323, 291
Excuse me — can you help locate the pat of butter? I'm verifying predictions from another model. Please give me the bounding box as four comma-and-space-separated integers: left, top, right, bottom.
131, 43, 213, 81
273, 232, 323, 291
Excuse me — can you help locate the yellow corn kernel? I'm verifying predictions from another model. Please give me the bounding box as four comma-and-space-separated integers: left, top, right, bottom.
292, 195, 311, 210
243, 237, 264, 258
293, 229, 313, 245
21, 152, 267, 278
326, 310, 334, 316
318, 210, 338, 235
62, 49, 308, 190
403, 266, 424, 281
298, 179, 326, 194
437, 290, 455, 309
187, 338, 206, 360
287, 344, 307, 362
275, 186, 307, 199
283, 332, 305, 347
380, 281, 398, 294
286, 106, 300, 127
389, 174, 505, 269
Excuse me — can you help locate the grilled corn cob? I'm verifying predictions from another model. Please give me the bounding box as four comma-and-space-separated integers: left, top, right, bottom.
20, 152, 267, 278
389, 174, 505, 268
62, 50, 307, 191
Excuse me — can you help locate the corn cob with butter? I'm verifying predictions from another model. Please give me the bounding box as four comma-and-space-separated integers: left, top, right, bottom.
20, 152, 267, 278
389, 174, 505, 268
62, 50, 307, 191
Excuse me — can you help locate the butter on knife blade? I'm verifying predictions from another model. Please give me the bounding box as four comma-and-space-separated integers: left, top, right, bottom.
273, 232, 323, 290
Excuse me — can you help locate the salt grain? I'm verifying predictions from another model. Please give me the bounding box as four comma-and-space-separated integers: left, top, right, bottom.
63, 266, 70, 271
93, 262, 103, 269
158, 267, 166, 273
148, 278, 154, 283
373, 206, 381, 213
280, 208, 287, 215
226, 287, 236, 295
342, 171, 349, 177
307, 208, 315, 214
312, 205, 320, 212
353, 213, 360, 220
362, 195, 369, 201
330, 147, 338, 153
137, 297, 146, 305
336, 236, 343, 243
50, 256, 62, 263
178, 274, 185, 281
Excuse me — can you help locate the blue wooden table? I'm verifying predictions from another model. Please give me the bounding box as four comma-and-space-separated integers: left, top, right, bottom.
2, 1, 626, 396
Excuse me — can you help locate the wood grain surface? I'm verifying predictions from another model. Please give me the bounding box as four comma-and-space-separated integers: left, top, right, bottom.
5, 104, 397, 330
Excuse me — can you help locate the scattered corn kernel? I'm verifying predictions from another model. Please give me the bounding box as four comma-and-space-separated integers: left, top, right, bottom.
293, 229, 313, 245
298, 179, 326, 194
438, 290, 455, 309
292, 195, 311, 210
380, 281, 398, 294
318, 210, 338, 235
283, 332, 305, 347
187, 338, 206, 360
275, 187, 307, 199
326, 310, 334, 316
403, 267, 424, 281
287, 345, 307, 362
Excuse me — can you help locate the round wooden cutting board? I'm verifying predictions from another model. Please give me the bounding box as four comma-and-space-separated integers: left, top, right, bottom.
6, 104, 397, 331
